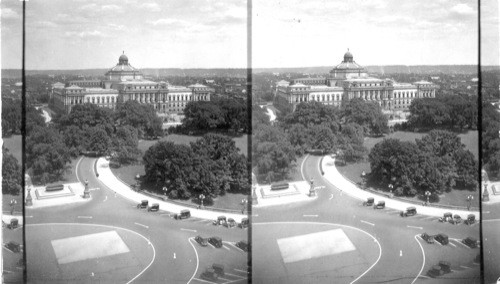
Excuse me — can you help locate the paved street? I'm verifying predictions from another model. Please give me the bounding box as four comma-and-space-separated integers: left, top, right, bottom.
252, 155, 481, 283
25, 157, 249, 283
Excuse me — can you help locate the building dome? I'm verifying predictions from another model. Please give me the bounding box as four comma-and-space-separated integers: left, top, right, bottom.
343, 50, 353, 63
118, 52, 128, 65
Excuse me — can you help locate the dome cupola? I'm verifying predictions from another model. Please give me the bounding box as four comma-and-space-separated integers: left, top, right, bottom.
343, 49, 353, 63
118, 51, 129, 65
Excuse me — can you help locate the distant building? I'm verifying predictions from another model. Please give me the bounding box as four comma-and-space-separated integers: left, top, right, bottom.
276, 50, 437, 111
51, 53, 211, 113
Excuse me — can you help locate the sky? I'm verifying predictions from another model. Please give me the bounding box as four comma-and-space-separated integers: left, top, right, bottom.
481, 0, 500, 66
1, 0, 497, 70
253, 0, 481, 68
1, 0, 247, 70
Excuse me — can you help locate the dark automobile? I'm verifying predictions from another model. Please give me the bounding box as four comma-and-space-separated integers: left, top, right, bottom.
200, 268, 219, 281
462, 237, 478, 248
450, 214, 462, 225
239, 218, 249, 228
195, 236, 208, 247
363, 197, 374, 206
213, 216, 227, 226
208, 236, 223, 248
400, 206, 417, 217
374, 200, 385, 209
464, 214, 476, 225
438, 261, 452, 274
147, 203, 159, 212
235, 240, 249, 252
5, 241, 21, 253
439, 212, 453, 222
427, 265, 445, 278
421, 233, 435, 244
212, 263, 225, 276
8, 218, 19, 229
226, 218, 236, 228
434, 233, 449, 245
137, 200, 148, 209
174, 209, 191, 220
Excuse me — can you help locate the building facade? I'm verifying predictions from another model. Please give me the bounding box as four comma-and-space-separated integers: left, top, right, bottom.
276, 50, 437, 111
51, 53, 211, 114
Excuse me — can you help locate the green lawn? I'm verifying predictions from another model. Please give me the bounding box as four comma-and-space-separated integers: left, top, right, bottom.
112, 133, 249, 211
336, 130, 479, 209
3, 135, 22, 162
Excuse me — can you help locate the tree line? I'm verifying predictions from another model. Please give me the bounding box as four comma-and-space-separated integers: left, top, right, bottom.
482, 102, 500, 180
369, 130, 478, 199
143, 133, 249, 203
252, 99, 389, 183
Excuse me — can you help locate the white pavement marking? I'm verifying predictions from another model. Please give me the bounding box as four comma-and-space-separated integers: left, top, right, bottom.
412, 235, 426, 284
103, 196, 107, 202
25, 216, 33, 218
303, 214, 319, 217
386, 210, 401, 214
360, 220, 375, 226
483, 218, 500, 222
77, 216, 93, 219
75, 156, 84, 184
160, 213, 171, 216
300, 154, 310, 181
192, 278, 217, 284
252, 214, 259, 217
173, 253, 176, 259
226, 242, 244, 252
233, 269, 248, 274
181, 228, 197, 233
187, 238, 200, 284
225, 272, 245, 279
207, 243, 216, 249
407, 225, 423, 230
454, 241, 470, 249
329, 194, 333, 200
483, 211, 490, 214
218, 277, 231, 282
400, 250, 402, 257
449, 242, 457, 247
134, 222, 149, 229
419, 275, 431, 279
222, 245, 230, 251
26, 223, 156, 284
460, 265, 472, 269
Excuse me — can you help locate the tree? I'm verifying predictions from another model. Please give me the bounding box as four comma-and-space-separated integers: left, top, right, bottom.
87, 126, 112, 155
341, 98, 389, 135
2, 147, 22, 195
183, 101, 225, 130
2, 98, 22, 137
111, 126, 141, 165
115, 100, 163, 138
57, 103, 114, 134
26, 126, 71, 184
283, 101, 340, 132
416, 130, 464, 157
253, 124, 296, 182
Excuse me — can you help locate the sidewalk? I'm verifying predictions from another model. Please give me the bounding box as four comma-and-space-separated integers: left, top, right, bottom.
2, 214, 23, 226
96, 158, 247, 223
483, 181, 500, 204
322, 156, 480, 220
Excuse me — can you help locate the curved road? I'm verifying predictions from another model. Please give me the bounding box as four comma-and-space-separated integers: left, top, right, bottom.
26, 157, 249, 283
253, 155, 480, 283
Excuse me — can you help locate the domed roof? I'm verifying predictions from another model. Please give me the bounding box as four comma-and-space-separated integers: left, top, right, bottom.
118, 52, 128, 65
343, 49, 353, 62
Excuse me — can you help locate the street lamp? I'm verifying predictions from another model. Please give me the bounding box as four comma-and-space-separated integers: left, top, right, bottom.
388, 184, 393, 198
466, 195, 473, 210
241, 198, 248, 214
483, 183, 490, 202
425, 191, 431, 206
83, 179, 90, 198
199, 194, 205, 209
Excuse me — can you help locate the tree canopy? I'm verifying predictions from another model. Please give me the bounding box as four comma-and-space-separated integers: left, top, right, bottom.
2, 147, 22, 195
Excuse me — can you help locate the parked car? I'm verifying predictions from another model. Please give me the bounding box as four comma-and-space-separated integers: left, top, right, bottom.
464, 214, 476, 225
239, 218, 249, 228
5, 241, 21, 253
174, 209, 191, 220
374, 200, 385, 209
208, 236, 223, 248
400, 206, 417, 217
137, 200, 148, 209
438, 261, 452, 274
434, 233, 449, 245
200, 268, 219, 281
195, 236, 208, 247
421, 233, 435, 244
450, 214, 462, 225
427, 265, 445, 278
235, 240, 249, 252
439, 212, 453, 222
213, 216, 227, 226
462, 237, 478, 248
147, 203, 159, 212
8, 218, 19, 229
226, 218, 236, 228
363, 197, 374, 206
212, 264, 225, 276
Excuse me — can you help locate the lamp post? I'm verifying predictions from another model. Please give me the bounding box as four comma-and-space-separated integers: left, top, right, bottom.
425, 191, 431, 206
199, 194, 205, 209
466, 195, 473, 210
83, 179, 90, 198
388, 184, 393, 198
25, 186, 33, 206
361, 171, 366, 188
483, 183, 490, 202
241, 198, 248, 214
